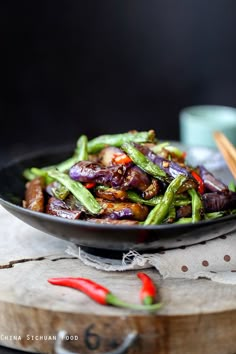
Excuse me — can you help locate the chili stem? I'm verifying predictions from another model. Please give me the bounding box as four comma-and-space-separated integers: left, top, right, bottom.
106, 293, 162, 312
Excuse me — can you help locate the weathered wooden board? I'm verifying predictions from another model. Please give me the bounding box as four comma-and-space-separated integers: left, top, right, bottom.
0, 207, 236, 354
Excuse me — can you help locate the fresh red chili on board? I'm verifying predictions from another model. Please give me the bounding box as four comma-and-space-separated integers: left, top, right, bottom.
191, 171, 205, 194
48, 277, 109, 304
137, 272, 156, 305
48, 277, 161, 311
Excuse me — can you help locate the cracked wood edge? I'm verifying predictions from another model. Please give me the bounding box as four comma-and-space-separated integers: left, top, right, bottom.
0, 255, 77, 269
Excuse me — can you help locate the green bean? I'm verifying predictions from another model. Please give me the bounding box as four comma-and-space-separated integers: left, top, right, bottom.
204, 211, 224, 220
87, 130, 156, 154
122, 143, 168, 181
28, 136, 88, 194
24, 136, 89, 182
164, 204, 176, 223
47, 169, 102, 215
144, 175, 186, 225
162, 145, 185, 158
150, 142, 170, 154
150, 142, 185, 159
228, 180, 236, 192
31, 168, 69, 199
127, 190, 190, 207
77, 135, 89, 160
56, 135, 88, 172
188, 188, 202, 223
175, 211, 224, 224
174, 198, 191, 206
51, 184, 70, 200
126, 191, 163, 206
23, 168, 36, 181
95, 185, 109, 191
30, 168, 54, 185
23, 167, 53, 183
174, 217, 192, 224
26, 168, 70, 200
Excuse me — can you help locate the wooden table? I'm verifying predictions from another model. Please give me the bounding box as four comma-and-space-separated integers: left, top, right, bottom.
0, 207, 236, 354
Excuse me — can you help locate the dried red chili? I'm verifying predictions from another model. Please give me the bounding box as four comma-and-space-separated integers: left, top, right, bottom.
84, 182, 96, 189
191, 171, 205, 194
112, 153, 132, 165
48, 277, 161, 311
137, 272, 156, 305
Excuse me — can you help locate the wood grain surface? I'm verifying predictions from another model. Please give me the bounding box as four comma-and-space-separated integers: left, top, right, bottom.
0, 206, 236, 354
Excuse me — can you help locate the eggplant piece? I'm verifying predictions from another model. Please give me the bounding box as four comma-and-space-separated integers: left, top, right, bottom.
104, 207, 133, 219
142, 178, 160, 200
87, 218, 139, 225
123, 165, 151, 192
134, 143, 197, 192
95, 187, 127, 201
46, 197, 83, 220
177, 178, 198, 194
176, 204, 192, 219
46, 181, 59, 197
135, 143, 191, 178
23, 177, 45, 212
70, 161, 151, 192
199, 165, 228, 192
69, 161, 126, 188
96, 198, 149, 221
202, 191, 236, 212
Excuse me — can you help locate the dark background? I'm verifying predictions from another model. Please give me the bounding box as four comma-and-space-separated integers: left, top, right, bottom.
1, 1, 236, 165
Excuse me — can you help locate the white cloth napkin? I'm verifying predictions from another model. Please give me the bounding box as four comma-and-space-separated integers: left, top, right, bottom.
66, 232, 236, 284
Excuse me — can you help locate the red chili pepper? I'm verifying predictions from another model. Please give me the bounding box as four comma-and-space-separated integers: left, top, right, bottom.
84, 182, 96, 189
191, 171, 205, 194
137, 272, 156, 305
48, 277, 109, 304
48, 277, 162, 311
112, 153, 132, 165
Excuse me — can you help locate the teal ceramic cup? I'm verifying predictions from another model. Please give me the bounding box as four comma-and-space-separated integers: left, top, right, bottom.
179, 105, 236, 148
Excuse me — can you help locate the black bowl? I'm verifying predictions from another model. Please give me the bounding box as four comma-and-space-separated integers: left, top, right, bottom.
1, 146, 236, 253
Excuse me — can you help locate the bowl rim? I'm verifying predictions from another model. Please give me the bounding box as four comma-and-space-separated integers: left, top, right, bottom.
1, 143, 236, 232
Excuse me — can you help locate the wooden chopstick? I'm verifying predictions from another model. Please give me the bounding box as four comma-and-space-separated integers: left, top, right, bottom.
213, 131, 236, 179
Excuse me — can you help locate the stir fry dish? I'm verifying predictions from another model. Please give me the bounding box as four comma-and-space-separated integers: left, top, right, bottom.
22, 130, 236, 226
